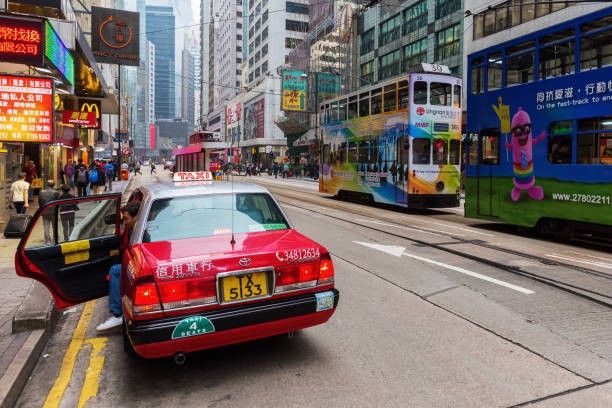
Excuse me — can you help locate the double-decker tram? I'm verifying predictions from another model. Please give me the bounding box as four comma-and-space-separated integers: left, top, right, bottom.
174, 131, 226, 173
319, 65, 462, 208
465, 8, 612, 237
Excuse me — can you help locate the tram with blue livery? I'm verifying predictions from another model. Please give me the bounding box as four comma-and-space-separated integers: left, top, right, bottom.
465, 8, 612, 236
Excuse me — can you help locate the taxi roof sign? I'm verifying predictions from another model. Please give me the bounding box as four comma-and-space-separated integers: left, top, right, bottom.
173, 171, 213, 182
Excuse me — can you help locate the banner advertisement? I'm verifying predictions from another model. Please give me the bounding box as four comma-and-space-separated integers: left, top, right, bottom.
91, 7, 140, 66
45, 21, 74, 85
78, 99, 101, 129
0, 15, 44, 66
282, 70, 307, 112
62, 110, 96, 126
0, 75, 53, 142
227, 102, 241, 124
150, 124, 155, 150
244, 96, 265, 140
317, 73, 340, 104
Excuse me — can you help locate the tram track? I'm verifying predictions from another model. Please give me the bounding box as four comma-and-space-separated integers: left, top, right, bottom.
261, 185, 612, 307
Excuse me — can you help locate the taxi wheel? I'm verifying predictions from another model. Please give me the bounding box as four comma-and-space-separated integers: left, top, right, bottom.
122, 320, 139, 358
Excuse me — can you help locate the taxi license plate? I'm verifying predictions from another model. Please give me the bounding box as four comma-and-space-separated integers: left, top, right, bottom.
223, 272, 268, 302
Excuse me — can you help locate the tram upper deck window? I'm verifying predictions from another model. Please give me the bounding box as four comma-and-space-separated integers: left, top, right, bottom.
413, 81, 427, 104
580, 22, 612, 71
371, 88, 382, 115
506, 41, 534, 86
453, 85, 461, 108
383, 83, 397, 112
413, 138, 430, 164
548, 120, 573, 164
339, 99, 348, 121
359, 92, 370, 117
470, 56, 484, 94
488, 52, 502, 91
398, 80, 410, 109
449, 139, 460, 165
331, 101, 339, 123
539, 28, 575, 79
430, 82, 451, 106
348, 96, 358, 119
432, 139, 448, 165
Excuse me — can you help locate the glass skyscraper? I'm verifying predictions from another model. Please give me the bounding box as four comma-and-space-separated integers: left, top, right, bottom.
146, 6, 175, 120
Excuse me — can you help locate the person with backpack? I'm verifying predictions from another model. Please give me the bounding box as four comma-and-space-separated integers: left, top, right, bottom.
74, 159, 88, 197
103, 161, 115, 192
58, 184, 77, 242
88, 163, 102, 195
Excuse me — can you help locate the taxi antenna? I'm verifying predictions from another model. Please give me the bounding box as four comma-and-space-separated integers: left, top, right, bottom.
230, 163, 236, 245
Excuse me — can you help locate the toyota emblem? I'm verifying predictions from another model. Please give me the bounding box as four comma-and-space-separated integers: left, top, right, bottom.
239, 258, 251, 267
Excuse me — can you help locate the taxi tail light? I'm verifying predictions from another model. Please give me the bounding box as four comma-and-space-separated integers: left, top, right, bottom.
133, 283, 162, 314
275, 263, 318, 293
318, 253, 334, 286
158, 278, 217, 310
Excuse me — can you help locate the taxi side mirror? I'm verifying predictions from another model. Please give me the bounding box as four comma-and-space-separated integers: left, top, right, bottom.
104, 214, 116, 225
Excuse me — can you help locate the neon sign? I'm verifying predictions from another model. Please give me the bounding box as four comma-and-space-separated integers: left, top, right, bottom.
45, 22, 74, 85
0, 16, 44, 66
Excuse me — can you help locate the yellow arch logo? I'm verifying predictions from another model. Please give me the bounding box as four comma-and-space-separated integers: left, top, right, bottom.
80, 102, 100, 119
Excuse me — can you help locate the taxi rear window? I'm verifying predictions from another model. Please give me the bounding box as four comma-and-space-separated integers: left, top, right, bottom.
142, 193, 289, 243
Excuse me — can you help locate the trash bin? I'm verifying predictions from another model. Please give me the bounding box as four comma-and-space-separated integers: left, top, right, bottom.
120, 169, 129, 180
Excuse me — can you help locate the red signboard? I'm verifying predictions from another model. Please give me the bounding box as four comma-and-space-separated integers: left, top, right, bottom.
0, 75, 53, 143
0, 15, 44, 66
62, 110, 97, 126
150, 124, 155, 150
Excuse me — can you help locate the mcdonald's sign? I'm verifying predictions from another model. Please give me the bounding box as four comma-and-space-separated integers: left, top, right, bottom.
78, 99, 101, 129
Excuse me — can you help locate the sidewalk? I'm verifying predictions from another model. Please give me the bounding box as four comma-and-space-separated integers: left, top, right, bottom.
0, 176, 132, 407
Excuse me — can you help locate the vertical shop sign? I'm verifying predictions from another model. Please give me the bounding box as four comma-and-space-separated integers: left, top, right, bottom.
282, 70, 307, 112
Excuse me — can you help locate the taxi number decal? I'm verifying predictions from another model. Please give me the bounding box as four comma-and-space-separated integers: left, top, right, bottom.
61, 240, 90, 254
276, 248, 320, 264
64, 251, 89, 265
171, 316, 215, 339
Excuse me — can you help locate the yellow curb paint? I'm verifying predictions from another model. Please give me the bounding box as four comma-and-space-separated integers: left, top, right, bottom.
43, 301, 96, 408
77, 338, 107, 408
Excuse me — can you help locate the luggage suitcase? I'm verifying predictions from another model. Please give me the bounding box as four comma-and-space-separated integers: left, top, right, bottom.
4, 214, 32, 238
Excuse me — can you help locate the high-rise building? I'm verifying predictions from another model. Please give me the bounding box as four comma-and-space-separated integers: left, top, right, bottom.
146, 5, 176, 119
200, 0, 211, 125
182, 48, 196, 128
214, 0, 244, 105
246, 0, 309, 87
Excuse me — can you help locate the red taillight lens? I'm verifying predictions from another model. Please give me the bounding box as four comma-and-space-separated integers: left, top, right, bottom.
157, 278, 217, 310
276, 263, 318, 292
318, 253, 334, 286
133, 283, 162, 313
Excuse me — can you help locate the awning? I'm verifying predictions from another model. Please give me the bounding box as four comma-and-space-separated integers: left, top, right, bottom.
172, 146, 203, 156
293, 128, 317, 146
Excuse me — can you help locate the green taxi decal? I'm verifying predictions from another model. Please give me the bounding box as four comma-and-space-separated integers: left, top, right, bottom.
263, 223, 287, 231
171, 316, 215, 340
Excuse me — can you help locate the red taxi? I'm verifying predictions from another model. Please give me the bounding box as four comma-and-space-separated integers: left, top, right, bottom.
15, 171, 338, 360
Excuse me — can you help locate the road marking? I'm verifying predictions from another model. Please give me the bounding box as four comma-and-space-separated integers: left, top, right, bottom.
545, 254, 612, 270
43, 300, 96, 408
568, 251, 612, 263
401, 215, 495, 237
355, 218, 465, 237
353, 241, 534, 295
77, 337, 107, 408
401, 252, 535, 294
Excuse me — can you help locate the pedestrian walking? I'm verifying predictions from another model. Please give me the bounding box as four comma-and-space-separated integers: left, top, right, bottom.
24, 160, 37, 202
64, 161, 75, 189
103, 161, 114, 192
88, 163, 101, 195
112, 159, 119, 181
150, 161, 156, 175
58, 184, 77, 242
74, 159, 89, 197
7, 172, 29, 214
134, 161, 142, 175
38, 180, 59, 245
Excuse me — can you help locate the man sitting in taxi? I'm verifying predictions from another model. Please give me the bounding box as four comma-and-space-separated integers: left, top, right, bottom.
96, 200, 141, 332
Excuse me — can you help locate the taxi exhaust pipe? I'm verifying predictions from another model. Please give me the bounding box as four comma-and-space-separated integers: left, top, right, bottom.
173, 352, 186, 365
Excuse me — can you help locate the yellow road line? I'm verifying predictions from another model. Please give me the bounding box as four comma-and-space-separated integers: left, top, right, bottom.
77, 337, 107, 408
43, 301, 96, 408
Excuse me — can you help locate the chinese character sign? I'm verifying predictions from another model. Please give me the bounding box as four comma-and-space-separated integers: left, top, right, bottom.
0, 76, 53, 143
0, 16, 44, 66
62, 110, 96, 126
282, 70, 307, 112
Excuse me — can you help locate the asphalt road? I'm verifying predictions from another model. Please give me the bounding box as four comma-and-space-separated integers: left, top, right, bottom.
15, 170, 612, 407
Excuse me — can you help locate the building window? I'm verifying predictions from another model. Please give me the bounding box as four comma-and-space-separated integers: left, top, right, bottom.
249, 57, 254, 67
262, 44, 268, 56
360, 28, 375, 55
255, 51, 260, 62
236, 46, 242, 52
262, 27, 268, 40
237, 22, 242, 29
249, 72, 253, 82
249, 42, 254, 53
236, 69, 242, 75
403, 1, 427, 36
249, 13, 254, 25
285, 37, 302, 49
255, 67, 261, 77
435, 24, 461, 60
249, 27, 254, 37
261, 61, 268, 73
255, 35, 261, 46
435, 0, 461, 19
286, 20, 309, 32
237, 34, 242, 40
286, 2, 309, 15
360, 60, 374, 85
379, 49, 401, 80
255, 19, 261, 31
379, 14, 401, 46
262, 11, 268, 23
506, 40, 534, 86
236, 58, 242, 63
403, 38, 427, 71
